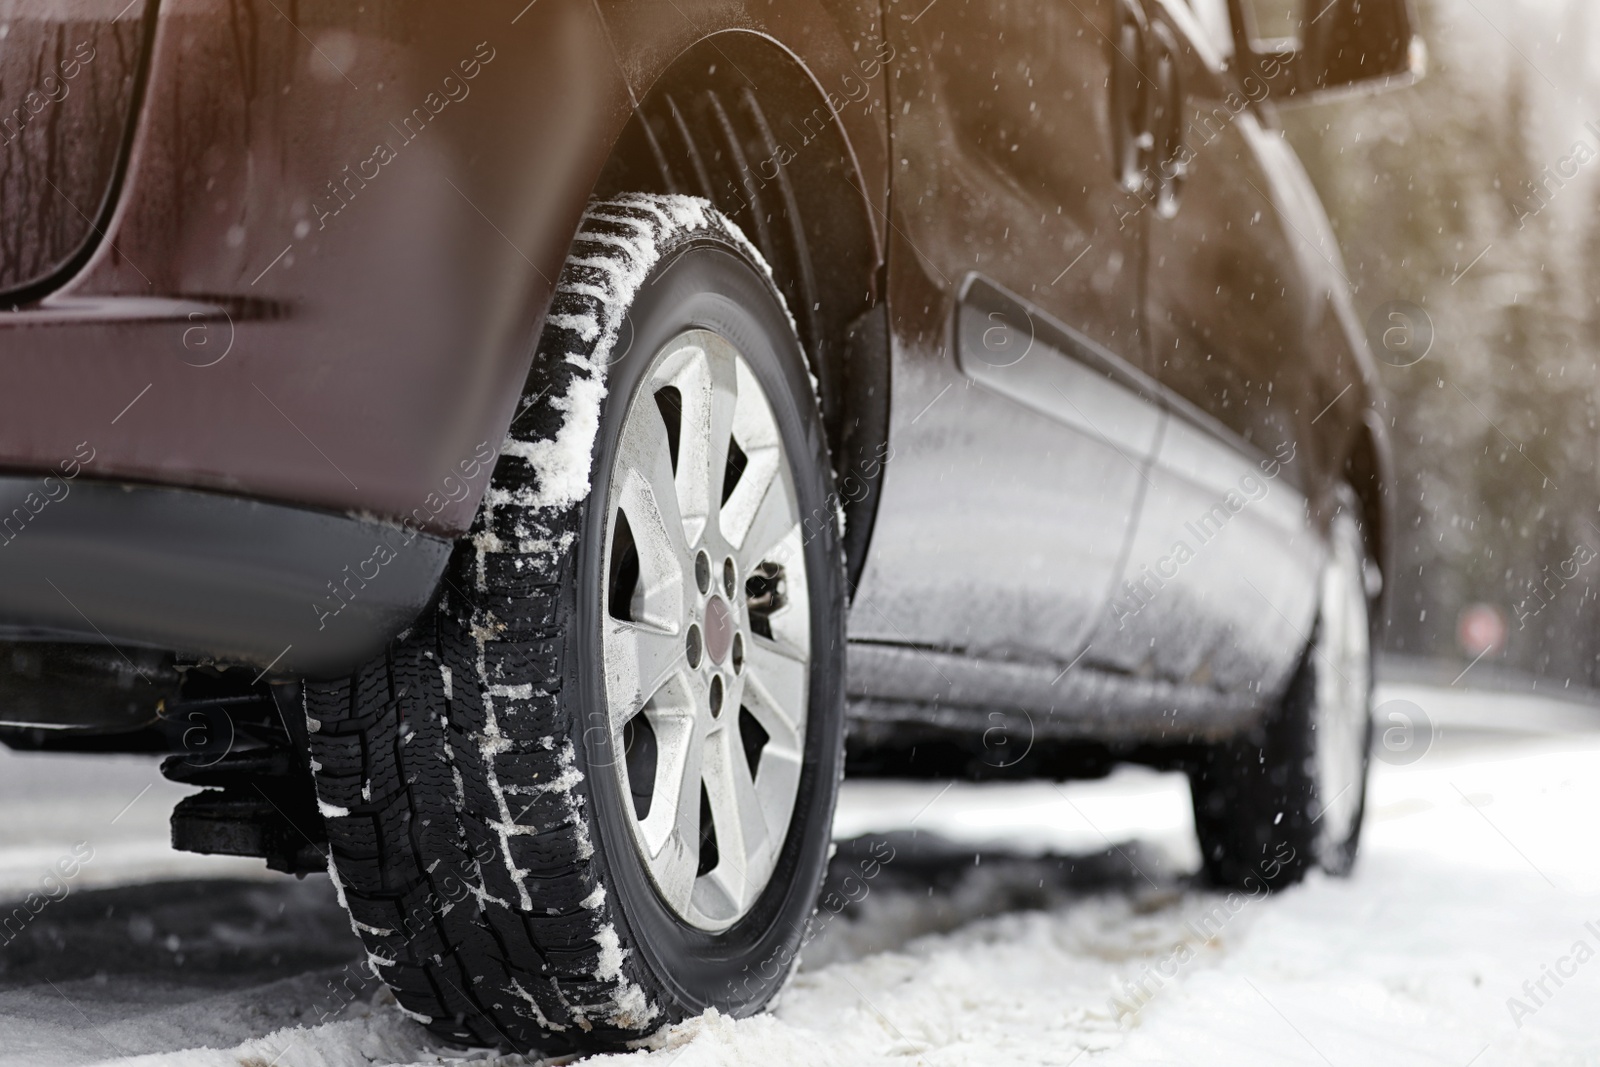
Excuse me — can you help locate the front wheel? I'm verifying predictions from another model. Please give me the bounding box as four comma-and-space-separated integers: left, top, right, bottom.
1188, 490, 1375, 890
307, 195, 846, 1053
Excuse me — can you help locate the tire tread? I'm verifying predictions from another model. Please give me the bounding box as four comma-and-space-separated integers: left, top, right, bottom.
307, 197, 761, 1052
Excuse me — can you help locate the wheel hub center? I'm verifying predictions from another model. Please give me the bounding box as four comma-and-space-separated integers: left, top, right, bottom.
703, 595, 735, 665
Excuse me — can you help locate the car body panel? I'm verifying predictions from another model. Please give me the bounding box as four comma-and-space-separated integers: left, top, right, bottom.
0, 474, 452, 675
849, 0, 1153, 671
1086, 0, 1325, 700
0, 0, 628, 536
0, 0, 1394, 742
0, 0, 892, 540
846, 274, 1155, 667
595, 0, 889, 235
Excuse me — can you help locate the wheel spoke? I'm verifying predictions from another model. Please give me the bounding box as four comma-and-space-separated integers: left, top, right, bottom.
694, 863, 745, 921
601, 620, 686, 727
701, 722, 769, 908
745, 515, 811, 650
613, 398, 692, 627
724, 445, 788, 561
643, 700, 704, 912
741, 637, 807, 757
650, 820, 699, 915
665, 341, 739, 547
630, 673, 695, 844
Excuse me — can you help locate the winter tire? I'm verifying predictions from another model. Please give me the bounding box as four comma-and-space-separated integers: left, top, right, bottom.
1188, 488, 1375, 890
306, 194, 847, 1053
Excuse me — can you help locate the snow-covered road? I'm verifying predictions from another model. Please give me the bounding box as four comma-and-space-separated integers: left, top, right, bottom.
0, 685, 1596, 1066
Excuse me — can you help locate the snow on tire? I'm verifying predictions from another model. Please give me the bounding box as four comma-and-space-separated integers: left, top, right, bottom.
306, 194, 847, 1054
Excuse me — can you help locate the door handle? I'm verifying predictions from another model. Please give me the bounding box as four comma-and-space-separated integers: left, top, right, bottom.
1109, 0, 1149, 194
1147, 22, 1186, 216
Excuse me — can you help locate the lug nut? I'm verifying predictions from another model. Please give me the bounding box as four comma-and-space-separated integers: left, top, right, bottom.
695, 550, 711, 595
686, 624, 703, 668
709, 674, 724, 716
731, 632, 745, 674
723, 557, 737, 598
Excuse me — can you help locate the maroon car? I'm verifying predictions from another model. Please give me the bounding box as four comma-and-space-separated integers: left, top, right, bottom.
0, 0, 1418, 1053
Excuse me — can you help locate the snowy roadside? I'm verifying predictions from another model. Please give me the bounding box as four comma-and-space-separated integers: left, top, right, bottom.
0, 687, 1594, 1066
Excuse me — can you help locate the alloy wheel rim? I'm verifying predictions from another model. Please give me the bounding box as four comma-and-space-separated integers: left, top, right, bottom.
1312, 514, 1372, 860
600, 329, 811, 932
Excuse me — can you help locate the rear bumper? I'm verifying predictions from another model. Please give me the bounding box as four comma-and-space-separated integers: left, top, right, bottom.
0, 478, 451, 676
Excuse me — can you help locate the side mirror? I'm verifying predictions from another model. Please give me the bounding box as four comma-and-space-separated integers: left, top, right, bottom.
1232, 0, 1425, 105
1296, 0, 1425, 98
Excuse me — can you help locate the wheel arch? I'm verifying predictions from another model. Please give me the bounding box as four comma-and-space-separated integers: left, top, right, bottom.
591, 30, 889, 587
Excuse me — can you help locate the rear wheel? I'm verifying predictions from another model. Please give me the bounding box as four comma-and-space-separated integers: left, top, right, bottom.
1188, 491, 1374, 890
306, 195, 846, 1053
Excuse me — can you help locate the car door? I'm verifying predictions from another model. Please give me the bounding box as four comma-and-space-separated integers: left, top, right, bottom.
1090, 0, 1320, 696
848, 0, 1161, 687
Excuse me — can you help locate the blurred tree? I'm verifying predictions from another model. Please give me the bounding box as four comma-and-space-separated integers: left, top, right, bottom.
1281, 0, 1600, 685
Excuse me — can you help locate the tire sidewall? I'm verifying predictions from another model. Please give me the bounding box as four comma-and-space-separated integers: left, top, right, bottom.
568, 236, 846, 1015
1315, 496, 1375, 875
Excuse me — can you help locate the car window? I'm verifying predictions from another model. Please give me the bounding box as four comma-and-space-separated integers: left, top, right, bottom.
1184, 0, 1236, 57
1238, 0, 1303, 46
0, 1, 153, 299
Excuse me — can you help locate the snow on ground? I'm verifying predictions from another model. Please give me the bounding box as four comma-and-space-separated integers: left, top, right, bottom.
0, 685, 1596, 1066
